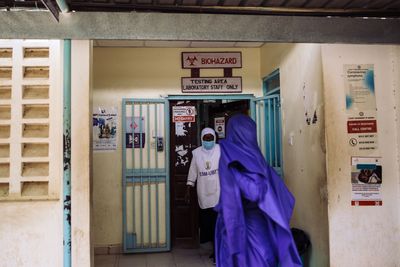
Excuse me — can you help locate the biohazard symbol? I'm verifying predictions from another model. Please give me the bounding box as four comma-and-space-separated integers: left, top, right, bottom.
186, 56, 198, 66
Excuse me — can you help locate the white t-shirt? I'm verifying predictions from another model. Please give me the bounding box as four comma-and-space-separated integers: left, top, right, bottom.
186, 145, 221, 209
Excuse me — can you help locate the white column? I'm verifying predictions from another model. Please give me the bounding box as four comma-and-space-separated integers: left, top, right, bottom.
71, 40, 93, 267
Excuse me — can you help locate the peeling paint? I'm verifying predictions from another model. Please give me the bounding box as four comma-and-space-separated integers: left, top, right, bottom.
63, 130, 71, 171
64, 195, 71, 226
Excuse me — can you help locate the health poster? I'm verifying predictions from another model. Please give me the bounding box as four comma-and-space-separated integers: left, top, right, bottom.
93, 107, 118, 151
344, 64, 378, 154
351, 156, 382, 206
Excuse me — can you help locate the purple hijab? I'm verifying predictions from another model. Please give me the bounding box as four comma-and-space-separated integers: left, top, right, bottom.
215, 114, 302, 267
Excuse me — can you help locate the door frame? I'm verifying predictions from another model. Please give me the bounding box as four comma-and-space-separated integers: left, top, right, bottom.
166, 94, 255, 247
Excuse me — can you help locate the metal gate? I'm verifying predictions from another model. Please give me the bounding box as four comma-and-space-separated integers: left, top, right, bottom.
252, 94, 283, 176
122, 98, 170, 253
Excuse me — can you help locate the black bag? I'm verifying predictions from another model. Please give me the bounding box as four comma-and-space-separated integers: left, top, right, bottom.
291, 228, 311, 255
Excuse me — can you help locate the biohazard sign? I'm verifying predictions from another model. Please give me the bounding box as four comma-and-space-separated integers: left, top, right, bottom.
172, 106, 196, 123
182, 52, 242, 69
181, 52, 243, 94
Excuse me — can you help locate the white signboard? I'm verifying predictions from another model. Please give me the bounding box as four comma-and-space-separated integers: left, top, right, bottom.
172, 106, 196, 122
351, 156, 382, 206
182, 77, 242, 93
182, 52, 242, 69
344, 64, 378, 154
214, 117, 225, 138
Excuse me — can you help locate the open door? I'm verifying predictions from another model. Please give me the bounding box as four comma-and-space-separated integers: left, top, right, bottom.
122, 98, 170, 253
169, 100, 200, 248
169, 98, 250, 248
252, 95, 283, 176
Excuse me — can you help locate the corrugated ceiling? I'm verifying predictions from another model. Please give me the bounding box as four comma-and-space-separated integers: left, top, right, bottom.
1, 0, 399, 16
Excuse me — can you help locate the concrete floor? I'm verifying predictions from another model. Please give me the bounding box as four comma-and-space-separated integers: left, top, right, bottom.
94, 245, 215, 267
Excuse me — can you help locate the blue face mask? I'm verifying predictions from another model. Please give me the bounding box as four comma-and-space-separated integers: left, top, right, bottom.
202, 140, 215, 150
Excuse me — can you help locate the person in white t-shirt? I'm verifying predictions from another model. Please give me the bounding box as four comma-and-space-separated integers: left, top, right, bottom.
185, 127, 220, 264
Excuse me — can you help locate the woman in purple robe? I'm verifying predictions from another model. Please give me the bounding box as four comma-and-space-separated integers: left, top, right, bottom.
215, 114, 302, 267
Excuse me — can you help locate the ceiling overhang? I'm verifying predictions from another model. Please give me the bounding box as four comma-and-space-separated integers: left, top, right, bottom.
1, 11, 400, 44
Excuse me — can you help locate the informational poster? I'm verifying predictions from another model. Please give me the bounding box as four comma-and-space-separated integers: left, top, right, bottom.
344, 64, 378, 153
214, 117, 225, 138
172, 106, 196, 122
93, 107, 118, 151
351, 157, 382, 206
125, 116, 145, 149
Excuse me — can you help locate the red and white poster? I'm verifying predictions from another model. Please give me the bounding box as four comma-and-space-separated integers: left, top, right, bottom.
172, 106, 196, 123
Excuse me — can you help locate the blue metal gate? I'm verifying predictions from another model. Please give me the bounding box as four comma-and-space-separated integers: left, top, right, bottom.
252, 94, 283, 176
122, 98, 170, 253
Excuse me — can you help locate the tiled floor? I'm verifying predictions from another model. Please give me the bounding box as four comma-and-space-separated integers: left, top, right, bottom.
95, 245, 215, 267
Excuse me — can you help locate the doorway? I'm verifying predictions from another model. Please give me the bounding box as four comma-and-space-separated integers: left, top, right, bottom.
169, 98, 250, 248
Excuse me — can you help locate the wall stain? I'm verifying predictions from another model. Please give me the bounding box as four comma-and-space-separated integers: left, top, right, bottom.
312, 110, 318, 124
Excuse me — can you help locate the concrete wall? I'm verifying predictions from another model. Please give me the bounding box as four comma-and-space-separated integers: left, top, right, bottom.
260, 43, 330, 267
0, 40, 93, 267
322, 44, 400, 267
92, 47, 261, 247
0, 201, 63, 266
0, 40, 63, 267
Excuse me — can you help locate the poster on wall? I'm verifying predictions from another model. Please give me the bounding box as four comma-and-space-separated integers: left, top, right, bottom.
214, 117, 225, 138
344, 64, 378, 153
351, 157, 382, 206
125, 116, 145, 149
93, 107, 118, 151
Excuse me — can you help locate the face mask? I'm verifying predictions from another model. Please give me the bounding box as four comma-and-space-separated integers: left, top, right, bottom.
202, 140, 215, 150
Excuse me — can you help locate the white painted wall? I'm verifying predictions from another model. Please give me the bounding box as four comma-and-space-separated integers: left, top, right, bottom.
260, 43, 330, 267
322, 44, 400, 267
93, 47, 261, 247
0, 201, 63, 266
395, 47, 400, 242
0, 40, 94, 267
